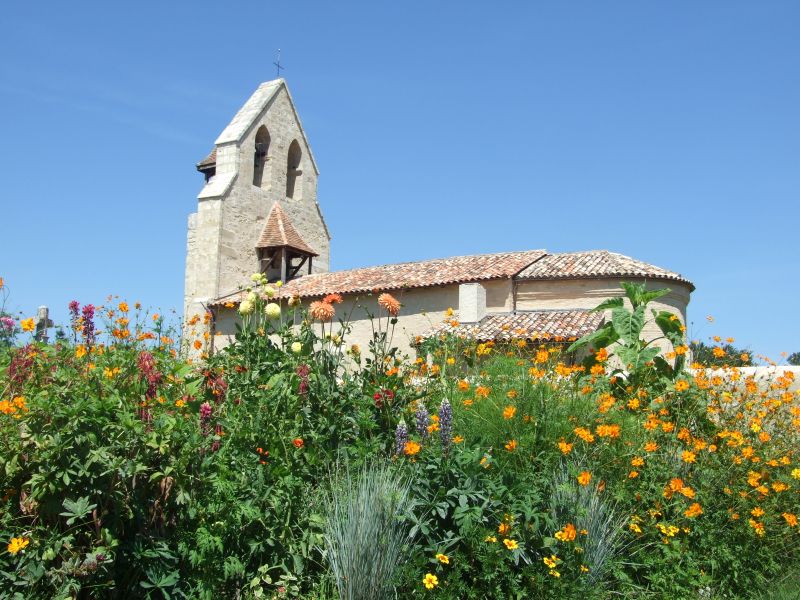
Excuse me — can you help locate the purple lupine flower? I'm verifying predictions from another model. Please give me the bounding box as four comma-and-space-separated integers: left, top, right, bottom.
81, 304, 95, 345
439, 398, 452, 455
395, 419, 409, 455
415, 400, 430, 439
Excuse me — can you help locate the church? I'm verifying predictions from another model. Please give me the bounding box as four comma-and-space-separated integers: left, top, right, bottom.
183, 79, 693, 356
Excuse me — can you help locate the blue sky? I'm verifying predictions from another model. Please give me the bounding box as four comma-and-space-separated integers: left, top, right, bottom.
1, 1, 798, 360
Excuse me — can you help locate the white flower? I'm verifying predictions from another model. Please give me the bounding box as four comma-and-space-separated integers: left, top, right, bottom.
291, 341, 302, 354
264, 285, 276, 298
265, 303, 281, 319
239, 300, 254, 315
247, 291, 257, 303
250, 273, 262, 283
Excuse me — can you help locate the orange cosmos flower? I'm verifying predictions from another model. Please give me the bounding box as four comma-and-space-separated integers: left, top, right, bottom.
504, 440, 518, 452
684, 503, 703, 518
404, 440, 421, 456
675, 380, 690, 392
783, 513, 798, 527
577, 471, 591, 486
377, 293, 401, 316
193, 340, 203, 350
558, 439, 573, 454
309, 301, 335, 322
20, 318, 35, 333
292, 438, 304, 449
555, 523, 577, 542
503, 406, 517, 420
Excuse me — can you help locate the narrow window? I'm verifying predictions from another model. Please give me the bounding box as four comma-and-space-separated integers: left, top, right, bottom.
286, 140, 302, 199
253, 126, 270, 187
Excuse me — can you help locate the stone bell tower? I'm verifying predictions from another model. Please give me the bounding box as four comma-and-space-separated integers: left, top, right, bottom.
183, 79, 331, 324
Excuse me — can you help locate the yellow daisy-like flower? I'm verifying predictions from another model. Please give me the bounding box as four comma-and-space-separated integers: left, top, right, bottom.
20, 318, 35, 333
577, 471, 591, 486
484, 535, 497, 543
7, 537, 29, 555
435, 553, 449, 564
422, 573, 439, 589
502, 405, 517, 420
503, 538, 519, 550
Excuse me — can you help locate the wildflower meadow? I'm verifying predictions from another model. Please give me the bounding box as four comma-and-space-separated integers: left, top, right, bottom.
0, 276, 798, 599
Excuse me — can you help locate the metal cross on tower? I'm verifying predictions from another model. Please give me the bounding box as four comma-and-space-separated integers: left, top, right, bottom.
273, 49, 285, 78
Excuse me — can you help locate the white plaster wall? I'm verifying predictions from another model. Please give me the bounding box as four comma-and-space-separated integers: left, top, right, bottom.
213, 280, 515, 357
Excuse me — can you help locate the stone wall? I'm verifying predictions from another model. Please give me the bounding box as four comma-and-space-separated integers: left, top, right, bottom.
183, 82, 331, 330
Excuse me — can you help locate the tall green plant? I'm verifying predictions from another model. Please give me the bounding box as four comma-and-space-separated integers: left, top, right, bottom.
568, 282, 686, 386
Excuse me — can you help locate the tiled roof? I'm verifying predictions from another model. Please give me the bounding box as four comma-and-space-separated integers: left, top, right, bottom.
422, 310, 604, 342
256, 202, 318, 255
517, 250, 694, 289
210, 249, 545, 305
197, 148, 216, 170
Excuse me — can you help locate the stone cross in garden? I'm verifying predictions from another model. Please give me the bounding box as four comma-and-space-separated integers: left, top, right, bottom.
34, 305, 53, 343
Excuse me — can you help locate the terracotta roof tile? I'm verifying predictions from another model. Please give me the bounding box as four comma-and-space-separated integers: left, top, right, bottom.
422, 310, 604, 342
256, 202, 318, 255
517, 250, 693, 289
210, 249, 545, 305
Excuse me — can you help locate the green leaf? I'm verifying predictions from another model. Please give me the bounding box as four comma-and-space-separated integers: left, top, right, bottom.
60, 497, 97, 526
611, 305, 645, 345
567, 322, 619, 353
590, 297, 624, 312
653, 310, 684, 345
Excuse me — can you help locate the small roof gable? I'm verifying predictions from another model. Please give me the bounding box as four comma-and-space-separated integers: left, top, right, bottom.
517, 250, 694, 290
196, 148, 216, 171
422, 310, 604, 343
256, 202, 319, 256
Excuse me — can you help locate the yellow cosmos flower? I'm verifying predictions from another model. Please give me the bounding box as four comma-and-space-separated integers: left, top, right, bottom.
435, 553, 449, 564
20, 318, 35, 333
503, 406, 517, 419
577, 471, 591, 486
503, 538, 519, 550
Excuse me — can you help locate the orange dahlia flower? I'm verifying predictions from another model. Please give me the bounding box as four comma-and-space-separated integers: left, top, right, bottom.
378, 293, 401, 316
309, 301, 335, 322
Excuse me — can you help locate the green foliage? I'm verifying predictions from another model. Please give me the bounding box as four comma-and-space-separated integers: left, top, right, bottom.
0, 281, 798, 599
